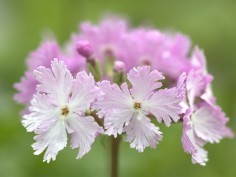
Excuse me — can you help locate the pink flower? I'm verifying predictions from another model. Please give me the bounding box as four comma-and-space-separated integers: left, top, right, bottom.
115, 28, 192, 78
94, 66, 184, 152
181, 57, 233, 165
71, 17, 128, 64
22, 59, 103, 162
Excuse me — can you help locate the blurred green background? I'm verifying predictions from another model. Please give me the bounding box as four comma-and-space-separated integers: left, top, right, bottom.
0, 0, 236, 177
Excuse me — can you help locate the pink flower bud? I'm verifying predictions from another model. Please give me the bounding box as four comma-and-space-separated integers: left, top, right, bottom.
114, 61, 125, 72
76, 40, 93, 58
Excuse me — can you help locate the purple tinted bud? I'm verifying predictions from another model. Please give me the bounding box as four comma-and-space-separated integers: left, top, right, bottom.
114, 60, 126, 72
76, 40, 93, 58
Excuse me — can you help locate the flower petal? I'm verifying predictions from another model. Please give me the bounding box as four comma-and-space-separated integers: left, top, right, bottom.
93, 81, 133, 117
192, 103, 233, 143
143, 87, 183, 127
69, 71, 99, 112
186, 70, 212, 107
124, 113, 162, 152
181, 109, 208, 166
127, 66, 164, 101
191, 146, 208, 166
181, 109, 197, 154
34, 59, 73, 105
22, 94, 58, 132
14, 71, 37, 105
32, 120, 68, 163
67, 115, 103, 159
104, 109, 134, 137
27, 40, 61, 71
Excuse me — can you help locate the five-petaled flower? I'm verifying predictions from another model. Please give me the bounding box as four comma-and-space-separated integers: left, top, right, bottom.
94, 66, 185, 152
22, 59, 103, 162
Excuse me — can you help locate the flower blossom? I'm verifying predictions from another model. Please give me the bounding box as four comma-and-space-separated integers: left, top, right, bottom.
181, 48, 233, 165
22, 59, 103, 162
94, 66, 185, 152
120, 29, 192, 78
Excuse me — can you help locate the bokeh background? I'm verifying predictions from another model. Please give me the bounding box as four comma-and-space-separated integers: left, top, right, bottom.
0, 0, 236, 177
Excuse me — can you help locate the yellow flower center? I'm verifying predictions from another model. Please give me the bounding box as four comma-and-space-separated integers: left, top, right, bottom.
134, 102, 141, 110
61, 106, 69, 117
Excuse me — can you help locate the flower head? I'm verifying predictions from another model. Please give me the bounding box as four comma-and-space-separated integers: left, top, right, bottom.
22, 59, 103, 162
94, 66, 184, 152
119, 29, 191, 78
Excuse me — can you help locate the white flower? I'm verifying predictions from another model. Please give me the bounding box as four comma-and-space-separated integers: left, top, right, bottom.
22, 59, 103, 162
94, 66, 184, 152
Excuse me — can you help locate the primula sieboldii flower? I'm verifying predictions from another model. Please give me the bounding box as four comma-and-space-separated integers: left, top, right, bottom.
22, 59, 103, 162
181, 50, 233, 165
94, 66, 184, 152
121, 29, 191, 77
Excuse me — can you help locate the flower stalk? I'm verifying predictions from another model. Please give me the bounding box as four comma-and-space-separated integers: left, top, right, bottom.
111, 135, 121, 177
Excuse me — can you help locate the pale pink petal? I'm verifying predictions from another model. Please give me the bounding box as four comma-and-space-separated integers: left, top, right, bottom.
93, 81, 133, 117
104, 109, 134, 137
186, 70, 212, 107
124, 113, 162, 152
181, 109, 208, 166
34, 59, 73, 105
127, 66, 164, 101
191, 146, 208, 166
32, 120, 68, 163
201, 84, 216, 106
22, 94, 58, 132
181, 109, 197, 154
192, 103, 233, 143
69, 71, 99, 112
14, 71, 37, 105
191, 46, 207, 73
27, 40, 61, 71
176, 72, 187, 99
67, 115, 103, 159
143, 87, 183, 126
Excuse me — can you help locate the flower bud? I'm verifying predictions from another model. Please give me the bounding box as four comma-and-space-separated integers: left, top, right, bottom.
114, 61, 125, 73
76, 40, 93, 58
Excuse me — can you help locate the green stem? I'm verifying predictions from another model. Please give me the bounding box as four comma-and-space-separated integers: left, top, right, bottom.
111, 136, 120, 177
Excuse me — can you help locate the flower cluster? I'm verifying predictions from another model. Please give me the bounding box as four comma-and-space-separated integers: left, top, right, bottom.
14, 17, 233, 164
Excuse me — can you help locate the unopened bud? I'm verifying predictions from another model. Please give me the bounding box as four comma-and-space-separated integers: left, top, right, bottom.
114, 61, 125, 73
76, 40, 93, 58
